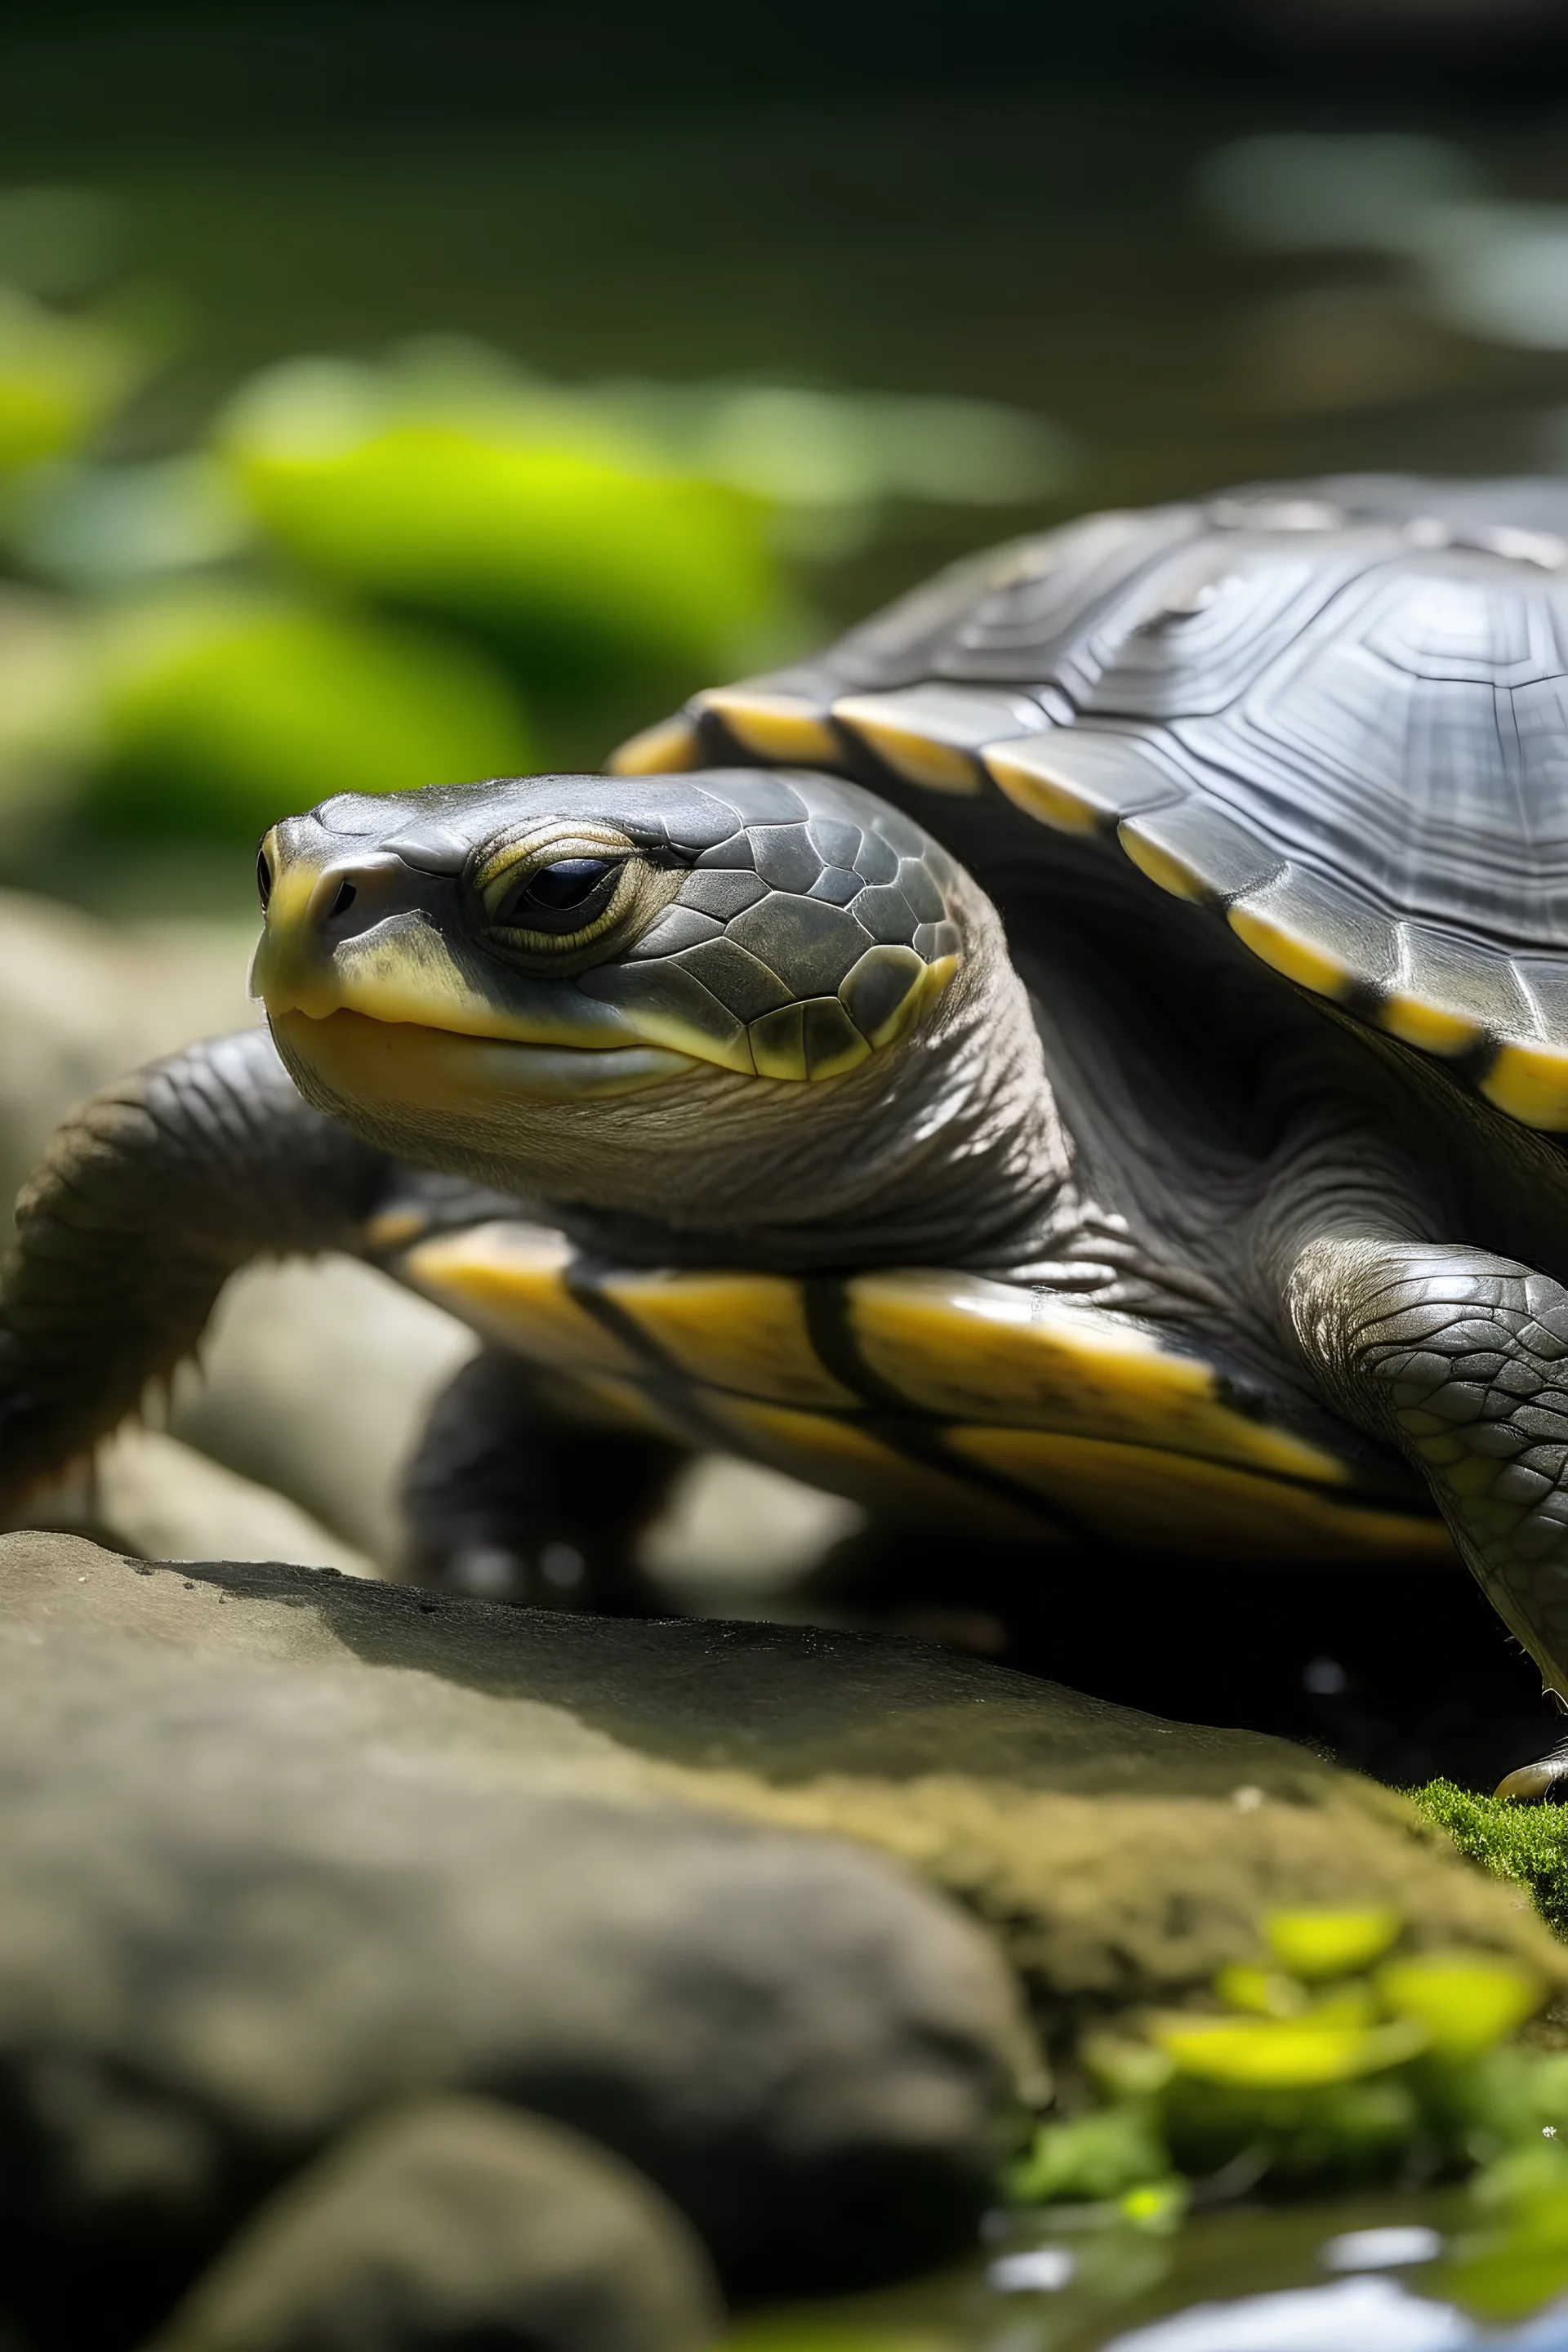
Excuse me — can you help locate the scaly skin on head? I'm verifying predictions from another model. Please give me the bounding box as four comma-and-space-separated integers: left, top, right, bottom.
253, 768, 1072, 1271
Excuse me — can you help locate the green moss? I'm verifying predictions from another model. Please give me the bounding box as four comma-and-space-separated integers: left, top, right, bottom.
1411, 1780, 1568, 1936
1013, 1909, 1560, 2212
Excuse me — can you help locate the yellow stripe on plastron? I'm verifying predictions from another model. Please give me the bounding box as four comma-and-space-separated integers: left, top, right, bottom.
701, 1396, 1046, 1542
846, 1270, 1348, 1481
945, 1428, 1454, 1563
401, 1223, 642, 1376
594, 1270, 859, 1409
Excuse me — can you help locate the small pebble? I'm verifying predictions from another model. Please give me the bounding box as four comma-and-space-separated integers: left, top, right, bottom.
1319, 2226, 1444, 2272
987, 2247, 1076, 2293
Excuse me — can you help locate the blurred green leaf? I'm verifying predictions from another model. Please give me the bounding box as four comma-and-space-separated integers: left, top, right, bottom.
1377, 1951, 1544, 2064
1150, 2010, 1427, 2087
1006, 2098, 1173, 2205
1119, 2176, 1191, 2234
0, 286, 147, 477
214, 357, 795, 689
1260, 1905, 1405, 1980
87, 590, 533, 841
1213, 1962, 1311, 2018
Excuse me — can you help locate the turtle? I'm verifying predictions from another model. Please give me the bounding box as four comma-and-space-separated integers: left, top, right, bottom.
15, 473, 1568, 1791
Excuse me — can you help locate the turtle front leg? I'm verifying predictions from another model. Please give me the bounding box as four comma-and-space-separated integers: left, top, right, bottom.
1286, 1232, 1568, 1797
0, 1027, 392, 1511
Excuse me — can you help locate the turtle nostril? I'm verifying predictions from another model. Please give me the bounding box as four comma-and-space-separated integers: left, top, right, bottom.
328, 881, 357, 920
256, 849, 273, 910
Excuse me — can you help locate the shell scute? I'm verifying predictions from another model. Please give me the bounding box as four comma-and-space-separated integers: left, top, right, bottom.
623, 477, 1568, 1129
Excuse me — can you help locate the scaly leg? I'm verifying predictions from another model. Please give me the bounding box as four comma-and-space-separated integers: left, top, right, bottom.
0, 1029, 391, 1508
1288, 1233, 1568, 1797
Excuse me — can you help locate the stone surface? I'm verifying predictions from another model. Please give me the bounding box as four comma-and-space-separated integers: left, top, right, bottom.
0, 1531, 1030, 2349
151, 2099, 721, 2352
25, 1423, 381, 1578
13, 1526, 1539, 2021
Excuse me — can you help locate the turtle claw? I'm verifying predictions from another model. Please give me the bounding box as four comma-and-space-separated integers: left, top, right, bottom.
1494, 1748, 1568, 1802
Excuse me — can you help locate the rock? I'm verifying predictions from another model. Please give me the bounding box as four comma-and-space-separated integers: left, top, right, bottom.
0, 1530, 1031, 2350
24, 1423, 381, 1578
150, 2099, 722, 2352
6, 1526, 1544, 2027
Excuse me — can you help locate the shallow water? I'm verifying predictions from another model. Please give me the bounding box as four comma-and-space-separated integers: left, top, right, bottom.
731, 2188, 1562, 2352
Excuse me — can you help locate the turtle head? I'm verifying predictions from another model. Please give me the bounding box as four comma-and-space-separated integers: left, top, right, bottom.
252, 767, 1043, 1240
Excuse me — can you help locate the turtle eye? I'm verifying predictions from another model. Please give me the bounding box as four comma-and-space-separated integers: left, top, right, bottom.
496, 857, 621, 935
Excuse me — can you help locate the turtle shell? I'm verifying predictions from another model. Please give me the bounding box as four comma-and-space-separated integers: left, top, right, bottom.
613, 476, 1568, 1131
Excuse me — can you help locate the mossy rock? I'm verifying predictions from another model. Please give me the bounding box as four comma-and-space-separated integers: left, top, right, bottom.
2, 1530, 1556, 2036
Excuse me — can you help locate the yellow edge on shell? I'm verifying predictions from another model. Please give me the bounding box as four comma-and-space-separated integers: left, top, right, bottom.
1227, 901, 1354, 1001
1376, 996, 1486, 1057
1116, 822, 1209, 902
946, 1426, 1454, 1563
982, 740, 1104, 834
1481, 1040, 1568, 1129
605, 713, 703, 776
833, 697, 983, 794
694, 688, 841, 766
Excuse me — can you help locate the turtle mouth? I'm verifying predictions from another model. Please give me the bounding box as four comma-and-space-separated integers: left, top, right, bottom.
271, 1008, 698, 1106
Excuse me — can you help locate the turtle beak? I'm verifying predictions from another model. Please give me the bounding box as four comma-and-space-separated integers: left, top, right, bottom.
250, 813, 702, 1102
250, 822, 423, 1022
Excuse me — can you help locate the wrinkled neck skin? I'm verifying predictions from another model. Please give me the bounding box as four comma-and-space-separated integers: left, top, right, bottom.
287, 876, 1078, 1276
559, 904, 1076, 1274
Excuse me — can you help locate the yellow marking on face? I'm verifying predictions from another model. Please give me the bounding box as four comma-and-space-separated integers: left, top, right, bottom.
1227, 902, 1352, 1000
832, 696, 982, 794
1117, 820, 1209, 902
702, 1396, 1046, 1542
1377, 996, 1486, 1056
274, 1008, 693, 1110
605, 713, 702, 775
916, 955, 960, 1015
256, 902, 612, 1043
982, 737, 1107, 834
695, 688, 841, 766
595, 1270, 858, 1409
401, 1223, 644, 1375
1481, 1040, 1568, 1129
945, 1428, 1453, 1561
847, 1270, 1348, 1481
